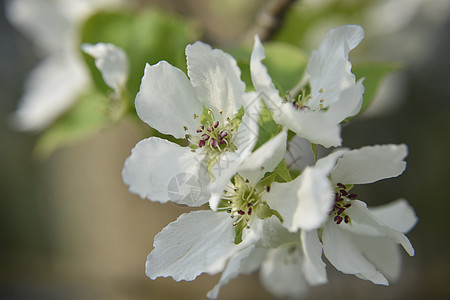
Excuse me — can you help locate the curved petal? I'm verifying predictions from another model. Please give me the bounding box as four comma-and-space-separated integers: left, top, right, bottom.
122, 137, 209, 206
206, 245, 262, 299
300, 230, 327, 285
347, 200, 415, 256
331, 144, 408, 185
326, 78, 364, 123
239, 129, 287, 185
186, 41, 246, 120
10, 53, 88, 131
353, 235, 402, 282
82, 42, 128, 93
266, 150, 346, 232
260, 243, 308, 298
285, 136, 315, 171
146, 210, 234, 281
308, 25, 364, 109
322, 220, 389, 285
135, 61, 203, 139
369, 198, 418, 233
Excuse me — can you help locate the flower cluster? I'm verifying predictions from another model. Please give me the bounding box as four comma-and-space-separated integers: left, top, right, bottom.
122, 25, 417, 298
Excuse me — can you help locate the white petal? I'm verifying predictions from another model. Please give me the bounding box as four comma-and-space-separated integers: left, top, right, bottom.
370, 199, 418, 233
146, 210, 235, 281
186, 41, 246, 120
239, 129, 287, 185
260, 243, 308, 298
308, 25, 364, 109
206, 245, 260, 299
353, 235, 402, 282
122, 137, 209, 206
322, 220, 389, 285
82, 42, 128, 93
347, 200, 415, 256
326, 78, 364, 123
300, 230, 327, 285
250, 36, 341, 147
266, 150, 346, 231
232, 92, 260, 157
10, 53, 88, 131
285, 136, 315, 171
331, 144, 408, 184
135, 61, 203, 139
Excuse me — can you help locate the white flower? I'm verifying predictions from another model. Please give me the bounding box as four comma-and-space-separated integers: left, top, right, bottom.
6, 0, 124, 131
122, 41, 261, 207
144, 131, 289, 290
292, 144, 416, 285
81, 42, 129, 95
250, 25, 365, 147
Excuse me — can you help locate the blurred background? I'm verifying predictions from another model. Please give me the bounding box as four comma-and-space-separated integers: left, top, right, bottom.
1, 0, 450, 299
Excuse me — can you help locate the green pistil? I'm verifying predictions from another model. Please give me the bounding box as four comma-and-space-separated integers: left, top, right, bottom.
284, 87, 325, 111
218, 174, 283, 244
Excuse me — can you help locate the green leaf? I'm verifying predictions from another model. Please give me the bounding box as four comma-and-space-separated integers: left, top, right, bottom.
229, 42, 308, 93
80, 9, 199, 108
352, 61, 402, 115
34, 90, 111, 159
273, 158, 292, 183
253, 102, 282, 150
263, 42, 308, 91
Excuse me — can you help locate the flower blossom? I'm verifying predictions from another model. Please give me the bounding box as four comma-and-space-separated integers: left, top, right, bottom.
81, 42, 129, 96
250, 25, 365, 147
283, 143, 417, 285
6, 0, 124, 131
122, 41, 261, 207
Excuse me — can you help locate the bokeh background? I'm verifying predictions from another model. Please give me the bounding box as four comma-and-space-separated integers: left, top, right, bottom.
1, 0, 450, 299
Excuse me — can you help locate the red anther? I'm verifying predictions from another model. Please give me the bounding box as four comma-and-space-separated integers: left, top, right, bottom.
238, 210, 245, 215
198, 140, 205, 147
340, 189, 348, 196
266, 186, 271, 192
337, 208, 345, 215
348, 193, 357, 199
213, 121, 219, 128
344, 216, 350, 223
219, 139, 226, 144
300, 105, 310, 111
292, 103, 299, 110
334, 216, 343, 224
196, 128, 203, 133
219, 131, 228, 139
248, 207, 252, 215
247, 203, 252, 207
207, 127, 211, 132
344, 204, 351, 208
202, 134, 210, 141
211, 139, 218, 148
337, 183, 346, 189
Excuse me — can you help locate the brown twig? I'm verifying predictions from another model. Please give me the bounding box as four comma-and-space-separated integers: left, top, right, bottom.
246, 0, 298, 43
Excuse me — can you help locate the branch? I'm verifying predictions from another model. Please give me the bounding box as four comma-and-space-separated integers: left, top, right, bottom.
247, 0, 298, 43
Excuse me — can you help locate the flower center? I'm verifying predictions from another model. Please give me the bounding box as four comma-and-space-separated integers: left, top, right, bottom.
218, 174, 281, 244
284, 88, 325, 111
330, 183, 357, 225
183, 108, 242, 179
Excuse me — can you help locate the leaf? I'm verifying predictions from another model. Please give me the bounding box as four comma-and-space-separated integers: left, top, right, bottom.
34, 90, 111, 159
273, 158, 292, 183
253, 102, 281, 150
352, 61, 402, 115
263, 42, 308, 91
